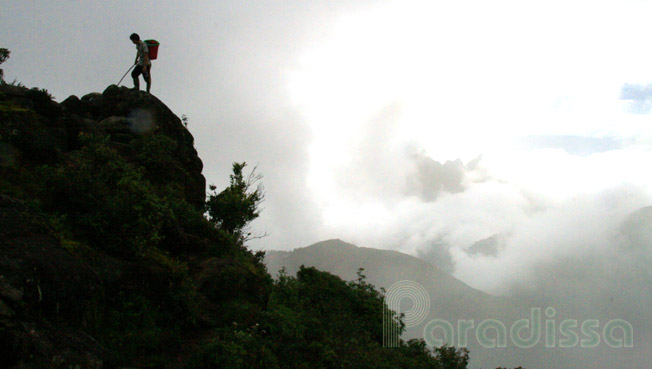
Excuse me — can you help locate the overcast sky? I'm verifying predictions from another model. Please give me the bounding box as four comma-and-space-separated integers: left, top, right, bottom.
3, 0, 652, 299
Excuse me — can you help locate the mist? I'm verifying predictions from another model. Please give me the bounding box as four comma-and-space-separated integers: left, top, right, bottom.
3, 1, 652, 365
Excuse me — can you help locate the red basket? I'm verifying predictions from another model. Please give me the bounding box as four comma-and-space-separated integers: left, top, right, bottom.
145, 40, 160, 60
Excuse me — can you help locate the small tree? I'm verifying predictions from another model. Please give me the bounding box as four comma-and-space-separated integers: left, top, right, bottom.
0, 48, 10, 83
206, 162, 265, 242
433, 345, 470, 369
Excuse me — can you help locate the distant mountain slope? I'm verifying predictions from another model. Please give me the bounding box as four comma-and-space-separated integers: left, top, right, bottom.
264, 223, 652, 369
266, 239, 516, 316
265, 239, 535, 368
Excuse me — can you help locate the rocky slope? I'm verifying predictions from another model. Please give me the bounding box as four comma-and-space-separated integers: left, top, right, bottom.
0, 84, 205, 208
265, 239, 534, 368
2, 84, 474, 369
0, 84, 268, 368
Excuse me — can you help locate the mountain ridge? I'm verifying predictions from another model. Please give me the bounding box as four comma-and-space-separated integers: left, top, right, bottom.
266, 238, 492, 298
1, 82, 482, 369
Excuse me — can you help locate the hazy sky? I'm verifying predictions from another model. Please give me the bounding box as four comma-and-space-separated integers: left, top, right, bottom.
3, 0, 652, 296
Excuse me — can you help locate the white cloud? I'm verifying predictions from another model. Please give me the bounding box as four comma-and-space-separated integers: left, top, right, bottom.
286, 0, 652, 282
5, 2, 652, 310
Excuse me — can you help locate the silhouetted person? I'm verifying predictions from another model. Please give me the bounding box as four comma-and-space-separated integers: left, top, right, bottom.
130, 33, 151, 92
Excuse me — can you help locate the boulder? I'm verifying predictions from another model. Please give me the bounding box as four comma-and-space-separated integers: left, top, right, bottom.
0, 83, 206, 209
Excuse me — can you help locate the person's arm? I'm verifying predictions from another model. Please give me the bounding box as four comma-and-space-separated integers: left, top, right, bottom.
142, 43, 150, 69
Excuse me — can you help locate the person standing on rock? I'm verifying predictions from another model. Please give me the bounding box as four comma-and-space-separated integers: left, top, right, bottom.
130, 33, 151, 93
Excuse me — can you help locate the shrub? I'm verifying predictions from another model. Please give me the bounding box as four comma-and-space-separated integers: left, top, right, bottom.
39, 134, 172, 257
205, 162, 264, 242
0, 48, 9, 83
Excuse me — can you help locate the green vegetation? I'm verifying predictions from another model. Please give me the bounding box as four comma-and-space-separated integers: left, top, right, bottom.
0, 48, 9, 83
0, 82, 522, 368
188, 265, 472, 369
39, 134, 172, 257
206, 162, 265, 243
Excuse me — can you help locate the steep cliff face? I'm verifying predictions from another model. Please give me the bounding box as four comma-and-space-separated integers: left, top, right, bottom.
0, 83, 467, 369
1, 84, 205, 209
0, 194, 110, 368
0, 84, 268, 368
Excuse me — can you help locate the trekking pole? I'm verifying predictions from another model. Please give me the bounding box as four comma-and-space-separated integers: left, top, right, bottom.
117, 64, 136, 86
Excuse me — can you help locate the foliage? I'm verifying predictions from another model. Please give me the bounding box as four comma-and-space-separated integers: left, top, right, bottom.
205, 162, 265, 242
188, 327, 280, 369
102, 293, 169, 364
38, 134, 173, 257
0, 48, 9, 83
0, 82, 504, 368
228, 265, 470, 369
432, 345, 470, 369
131, 134, 179, 181
26, 86, 55, 101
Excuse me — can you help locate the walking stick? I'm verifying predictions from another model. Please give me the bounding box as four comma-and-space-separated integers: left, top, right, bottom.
117, 64, 136, 86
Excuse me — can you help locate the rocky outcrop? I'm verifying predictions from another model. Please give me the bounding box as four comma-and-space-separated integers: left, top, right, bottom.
0, 84, 213, 368
0, 195, 111, 368
0, 83, 277, 368
0, 84, 205, 209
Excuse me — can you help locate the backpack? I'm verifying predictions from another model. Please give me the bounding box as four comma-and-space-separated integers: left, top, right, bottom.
145, 40, 160, 60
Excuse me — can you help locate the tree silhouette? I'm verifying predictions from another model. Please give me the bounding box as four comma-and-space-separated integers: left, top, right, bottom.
0, 48, 10, 82
206, 162, 265, 242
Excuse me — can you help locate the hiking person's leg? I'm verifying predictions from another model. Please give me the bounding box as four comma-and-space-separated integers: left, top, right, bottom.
144, 64, 151, 93
132, 65, 143, 90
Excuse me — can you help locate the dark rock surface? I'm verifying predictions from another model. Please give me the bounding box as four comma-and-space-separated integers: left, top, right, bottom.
1, 84, 205, 209
0, 195, 111, 368
0, 84, 213, 368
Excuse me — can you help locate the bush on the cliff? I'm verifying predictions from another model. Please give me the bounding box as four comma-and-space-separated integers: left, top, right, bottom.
39, 134, 173, 257
0, 82, 480, 368
190, 265, 470, 369
0, 48, 9, 83
205, 162, 264, 243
